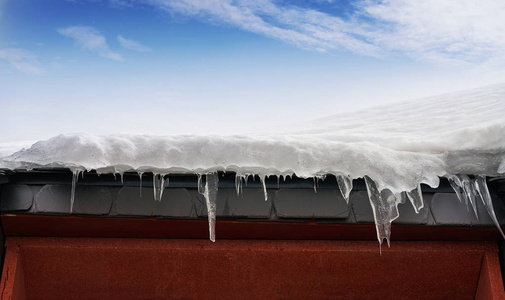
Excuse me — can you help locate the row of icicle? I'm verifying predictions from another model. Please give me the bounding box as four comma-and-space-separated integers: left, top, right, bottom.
68, 170, 504, 247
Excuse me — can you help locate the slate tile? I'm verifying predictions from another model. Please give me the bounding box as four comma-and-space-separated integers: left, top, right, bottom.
350, 191, 374, 223
224, 189, 272, 218
35, 185, 71, 214
73, 186, 113, 215
156, 188, 194, 218
0, 184, 33, 211
117, 186, 194, 217
274, 189, 349, 219
431, 193, 479, 225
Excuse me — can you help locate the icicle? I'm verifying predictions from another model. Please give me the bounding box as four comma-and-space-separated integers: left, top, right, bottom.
235, 174, 243, 196
448, 175, 469, 208
152, 173, 167, 202
138, 172, 143, 197
69, 168, 83, 214
197, 174, 205, 194
461, 175, 479, 220
406, 184, 424, 214
336, 174, 353, 204
449, 174, 479, 220
277, 175, 281, 189
201, 173, 219, 242
474, 176, 505, 239
119, 172, 124, 184
364, 176, 401, 253
313, 175, 326, 194
259, 175, 268, 201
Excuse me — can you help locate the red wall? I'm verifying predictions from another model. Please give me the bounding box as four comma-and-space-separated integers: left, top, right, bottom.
2, 237, 504, 299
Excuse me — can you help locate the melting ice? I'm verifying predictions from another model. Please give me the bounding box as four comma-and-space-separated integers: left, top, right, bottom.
364, 176, 403, 251
201, 173, 219, 242
1, 83, 505, 243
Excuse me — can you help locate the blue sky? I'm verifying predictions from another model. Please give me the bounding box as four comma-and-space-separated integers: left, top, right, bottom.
1, 0, 505, 143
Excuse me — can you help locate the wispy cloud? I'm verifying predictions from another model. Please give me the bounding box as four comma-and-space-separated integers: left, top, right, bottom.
117, 35, 152, 52
115, 0, 505, 66
0, 48, 43, 75
58, 26, 122, 61
109, 0, 133, 8
144, 0, 380, 56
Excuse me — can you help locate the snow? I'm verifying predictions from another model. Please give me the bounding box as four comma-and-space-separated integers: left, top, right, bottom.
0, 140, 35, 157
1, 83, 505, 244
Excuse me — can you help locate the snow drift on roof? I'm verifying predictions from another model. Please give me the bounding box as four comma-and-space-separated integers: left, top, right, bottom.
2, 83, 504, 191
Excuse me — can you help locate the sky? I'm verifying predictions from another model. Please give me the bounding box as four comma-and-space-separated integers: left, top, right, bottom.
1, 0, 505, 144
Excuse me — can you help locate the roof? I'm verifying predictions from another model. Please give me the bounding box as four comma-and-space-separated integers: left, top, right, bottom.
1, 170, 504, 242
1, 84, 504, 244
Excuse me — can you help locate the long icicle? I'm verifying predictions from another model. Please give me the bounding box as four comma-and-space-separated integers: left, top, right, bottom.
474, 175, 505, 239
138, 172, 143, 197
259, 175, 268, 201
70, 169, 82, 214
235, 173, 243, 196
203, 173, 219, 242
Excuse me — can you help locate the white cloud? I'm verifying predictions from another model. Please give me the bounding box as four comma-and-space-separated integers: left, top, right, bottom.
58, 26, 123, 61
361, 0, 505, 64
0, 48, 43, 75
129, 0, 505, 67
117, 35, 152, 52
